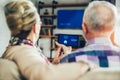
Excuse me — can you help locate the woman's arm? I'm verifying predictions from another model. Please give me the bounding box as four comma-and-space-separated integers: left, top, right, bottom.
3, 45, 92, 80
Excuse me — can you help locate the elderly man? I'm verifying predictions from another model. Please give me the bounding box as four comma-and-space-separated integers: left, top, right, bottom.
54, 1, 120, 67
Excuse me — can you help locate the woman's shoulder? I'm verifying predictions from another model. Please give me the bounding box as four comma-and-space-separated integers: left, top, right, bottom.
7, 45, 35, 52
3, 45, 39, 59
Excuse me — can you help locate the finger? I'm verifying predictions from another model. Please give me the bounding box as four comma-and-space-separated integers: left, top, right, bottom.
61, 46, 71, 54
60, 52, 64, 57
56, 47, 62, 57
68, 46, 72, 51
55, 41, 62, 47
55, 41, 66, 48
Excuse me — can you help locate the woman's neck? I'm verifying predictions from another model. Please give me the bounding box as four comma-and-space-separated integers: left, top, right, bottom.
27, 31, 37, 45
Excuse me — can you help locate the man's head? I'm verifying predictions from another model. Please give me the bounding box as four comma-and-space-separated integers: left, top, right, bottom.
82, 1, 118, 40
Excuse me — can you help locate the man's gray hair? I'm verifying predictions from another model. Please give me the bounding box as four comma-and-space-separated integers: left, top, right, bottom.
83, 1, 118, 31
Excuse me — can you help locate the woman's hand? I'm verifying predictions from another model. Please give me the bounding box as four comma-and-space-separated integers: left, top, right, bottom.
55, 41, 72, 54
52, 41, 72, 64
52, 46, 63, 64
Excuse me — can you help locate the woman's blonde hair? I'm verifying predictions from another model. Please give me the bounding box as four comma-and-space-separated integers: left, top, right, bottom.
4, 0, 40, 38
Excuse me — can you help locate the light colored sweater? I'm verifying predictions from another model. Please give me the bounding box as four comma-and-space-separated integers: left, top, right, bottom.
0, 58, 22, 80
3, 45, 90, 80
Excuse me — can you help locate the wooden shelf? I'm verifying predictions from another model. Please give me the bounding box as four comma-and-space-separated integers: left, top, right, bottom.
41, 24, 56, 28
40, 35, 57, 38
40, 14, 56, 17
39, 2, 89, 8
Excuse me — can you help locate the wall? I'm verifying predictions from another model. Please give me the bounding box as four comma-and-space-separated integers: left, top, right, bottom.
0, 0, 14, 57
115, 0, 120, 46
0, 8, 10, 57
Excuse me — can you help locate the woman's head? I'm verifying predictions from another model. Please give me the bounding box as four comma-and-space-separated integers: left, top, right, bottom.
4, 0, 41, 39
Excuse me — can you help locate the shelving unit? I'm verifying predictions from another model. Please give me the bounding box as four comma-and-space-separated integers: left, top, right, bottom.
40, 14, 56, 17
41, 24, 56, 28
38, 0, 89, 59
38, 2, 89, 8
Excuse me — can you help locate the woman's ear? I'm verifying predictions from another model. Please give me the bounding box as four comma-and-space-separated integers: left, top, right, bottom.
33, 23, 41, 37
33, 23, 37, 34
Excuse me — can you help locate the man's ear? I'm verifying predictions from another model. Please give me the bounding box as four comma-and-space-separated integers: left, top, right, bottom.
82, 23, 88, 35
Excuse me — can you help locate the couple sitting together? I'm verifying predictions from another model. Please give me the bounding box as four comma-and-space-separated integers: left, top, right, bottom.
0, 0, 120, 80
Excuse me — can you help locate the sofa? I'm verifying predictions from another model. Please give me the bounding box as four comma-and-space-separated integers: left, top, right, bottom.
79, 67, 120, 80
0, 58, 120, 80
0, 58, 24, 80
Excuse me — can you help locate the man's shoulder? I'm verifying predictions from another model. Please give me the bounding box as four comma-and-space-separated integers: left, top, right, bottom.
63, 49, 120, 57
60, 49, 120, 63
